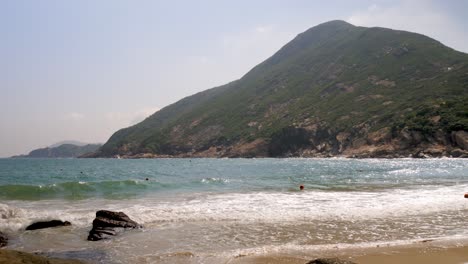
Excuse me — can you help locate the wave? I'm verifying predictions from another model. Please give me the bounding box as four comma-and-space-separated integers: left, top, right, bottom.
0, 176, 247, 201
0, 203, 24, 219
2, 182, 468, 232
199, 177, 230, 184
0, 180, 153, 200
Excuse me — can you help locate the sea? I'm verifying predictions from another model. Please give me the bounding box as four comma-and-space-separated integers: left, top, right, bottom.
0, 158, 467, 263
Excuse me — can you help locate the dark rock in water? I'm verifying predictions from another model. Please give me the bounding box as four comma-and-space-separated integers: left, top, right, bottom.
306, 258, 357, 264
87, 227, 120, 241
26, 220, 71, 230
88, 210, 141, 241
0, 231, 7, 248
93, 210, 140, 228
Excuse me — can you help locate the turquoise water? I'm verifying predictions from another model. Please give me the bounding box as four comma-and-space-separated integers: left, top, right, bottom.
0, 158, 467, 263
1, 158, 466, 200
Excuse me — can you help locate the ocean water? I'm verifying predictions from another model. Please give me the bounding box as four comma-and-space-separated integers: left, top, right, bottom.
0, 158, 467, 263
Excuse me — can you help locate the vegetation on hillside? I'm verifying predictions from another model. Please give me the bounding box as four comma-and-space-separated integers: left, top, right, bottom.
97, 20, 468, 158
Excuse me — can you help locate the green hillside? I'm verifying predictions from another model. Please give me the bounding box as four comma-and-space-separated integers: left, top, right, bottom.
97, 20, 468, 158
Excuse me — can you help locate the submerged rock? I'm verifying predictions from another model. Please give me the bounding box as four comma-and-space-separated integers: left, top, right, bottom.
306, 258, 357, 264
26, 220, 71, 230
88, 210, 141, 241
0, 231, 7, 248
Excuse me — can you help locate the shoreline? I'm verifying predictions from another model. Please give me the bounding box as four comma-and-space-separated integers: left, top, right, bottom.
0, 249, 85, 264
3, 228, 468, 263
4, 241, 468, 264
79, 155, 468, 159
227, 241, 468, 264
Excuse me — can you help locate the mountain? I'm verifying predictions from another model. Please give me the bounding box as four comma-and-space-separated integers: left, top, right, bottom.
49, 140, 89, 148
94, 20, 468, 158
13, 144, 102, 158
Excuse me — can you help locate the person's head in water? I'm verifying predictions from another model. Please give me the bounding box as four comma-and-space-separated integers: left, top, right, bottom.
145, 178, 149, 181
300, 185, 304, 190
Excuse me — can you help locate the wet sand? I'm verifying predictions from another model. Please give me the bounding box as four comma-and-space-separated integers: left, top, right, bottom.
352, 246, 468, 264
227, 244, 468, 264
3, 242, 468, 263
0, 249, 86, 264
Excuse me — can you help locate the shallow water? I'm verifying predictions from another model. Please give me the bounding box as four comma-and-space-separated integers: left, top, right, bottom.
0, 158, 467, 263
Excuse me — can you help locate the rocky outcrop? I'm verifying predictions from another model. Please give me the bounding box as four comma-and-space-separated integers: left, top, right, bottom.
306, 258, 357, 264
452, 131, 468, 150
87, 210, 141, 241
26, 220, 71, 230
0, 231, 7, 248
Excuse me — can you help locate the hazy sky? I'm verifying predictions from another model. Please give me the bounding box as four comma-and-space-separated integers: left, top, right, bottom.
1, 0, 467, 157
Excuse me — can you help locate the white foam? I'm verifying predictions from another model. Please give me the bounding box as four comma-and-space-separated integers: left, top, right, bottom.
3, 183, 468, 231
113, 183, 468, 224
0, 203, 27, 231
200, 177, 230, 183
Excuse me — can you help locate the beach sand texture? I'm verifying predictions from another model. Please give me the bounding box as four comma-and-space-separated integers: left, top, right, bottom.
227, 245, 468, 264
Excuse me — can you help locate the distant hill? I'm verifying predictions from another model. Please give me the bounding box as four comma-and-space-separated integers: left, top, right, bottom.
49, 140, 89, 148
12, 144, 102, 158
92, 20, 468, 158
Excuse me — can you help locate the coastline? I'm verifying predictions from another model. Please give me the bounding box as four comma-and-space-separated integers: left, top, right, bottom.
80, 152, 468, 159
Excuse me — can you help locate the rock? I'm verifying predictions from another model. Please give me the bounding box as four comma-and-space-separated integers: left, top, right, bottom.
93, 210, 140, 228
451, 131, 468, 150
87, 227, 119, 241
306, 258, 357, 264
26, 220, 71, 230
88, 210, 141, 241
367, 127, 391, 145
0, 249, 85, 264
434, 129, 449, 144
399, 127, 424, 148
0, 231, 7, 248
450, 148, 468, 158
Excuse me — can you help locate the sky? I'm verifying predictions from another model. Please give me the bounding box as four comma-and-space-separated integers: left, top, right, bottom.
1, 0, 468, 157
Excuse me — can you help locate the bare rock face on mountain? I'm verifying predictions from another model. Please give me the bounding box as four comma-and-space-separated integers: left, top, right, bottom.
452, 131, 468, 150
88, 210, 141, 241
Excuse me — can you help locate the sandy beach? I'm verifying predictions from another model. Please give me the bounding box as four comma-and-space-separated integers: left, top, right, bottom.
3, 243, 468, 264
227, 244, 468, 264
